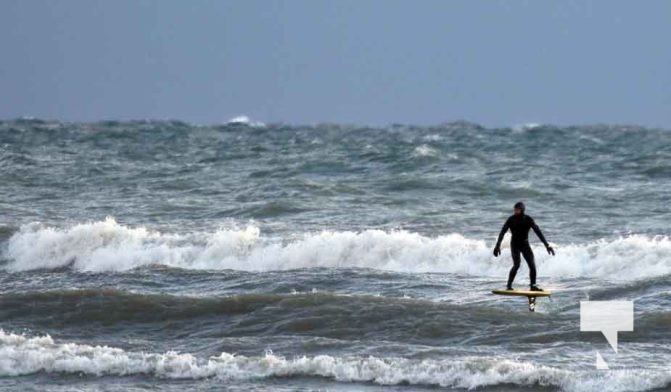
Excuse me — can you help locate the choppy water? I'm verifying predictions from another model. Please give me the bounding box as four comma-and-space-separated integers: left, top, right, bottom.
0, 118, 669, 391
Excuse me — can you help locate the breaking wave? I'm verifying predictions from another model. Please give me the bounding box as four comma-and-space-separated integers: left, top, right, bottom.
2, 218, 670, 280
0, 330, 668, 391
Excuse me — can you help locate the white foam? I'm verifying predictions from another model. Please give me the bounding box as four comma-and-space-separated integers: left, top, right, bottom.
226, 115, 265, 127
513, 122, 543, 132
3, 218, 670, 280
412, 144, 438, 157
421, 134, 443, 142
0, 330, 667, 391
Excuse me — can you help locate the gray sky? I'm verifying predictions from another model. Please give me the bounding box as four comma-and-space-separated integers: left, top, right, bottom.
1, 0, 669, 127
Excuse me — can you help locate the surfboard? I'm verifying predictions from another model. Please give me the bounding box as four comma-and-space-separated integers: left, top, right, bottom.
492, 289, 552, 312
492, 289, 552, 297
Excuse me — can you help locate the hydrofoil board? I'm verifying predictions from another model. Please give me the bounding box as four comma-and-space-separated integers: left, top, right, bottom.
492, 289, 552, 297
492, 289, 552, 312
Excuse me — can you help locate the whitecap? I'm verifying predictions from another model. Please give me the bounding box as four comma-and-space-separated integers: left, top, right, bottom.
3, 219, 671, 281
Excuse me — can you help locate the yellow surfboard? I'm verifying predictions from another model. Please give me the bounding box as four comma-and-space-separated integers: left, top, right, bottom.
492, 289, 552, 297
492, 289, 552, 312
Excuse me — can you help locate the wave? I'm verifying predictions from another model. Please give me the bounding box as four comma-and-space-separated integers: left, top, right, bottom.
0, 289, 278, 320
0, 289, 520, 339
0, 330, 667, 391
411, 144, 439, 158
5, 289, 669, 345
226, 115, 265, 128
2, 218, 670, 279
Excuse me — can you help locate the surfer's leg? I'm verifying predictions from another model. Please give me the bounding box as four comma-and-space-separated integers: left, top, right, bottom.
507, 246, 521, 288
521, 245, 536, 286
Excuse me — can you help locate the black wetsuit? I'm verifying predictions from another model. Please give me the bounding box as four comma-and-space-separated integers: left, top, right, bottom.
495, 214, 549, 288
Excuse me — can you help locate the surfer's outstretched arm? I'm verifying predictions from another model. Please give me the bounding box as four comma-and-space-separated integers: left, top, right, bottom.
530, 218, 555, 255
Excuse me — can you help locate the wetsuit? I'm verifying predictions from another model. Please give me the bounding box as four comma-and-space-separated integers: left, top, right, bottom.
495, 214, 549, 288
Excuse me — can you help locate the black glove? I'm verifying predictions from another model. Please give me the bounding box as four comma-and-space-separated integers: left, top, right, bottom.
546, 245, 555, 256
493, 246, 501, 257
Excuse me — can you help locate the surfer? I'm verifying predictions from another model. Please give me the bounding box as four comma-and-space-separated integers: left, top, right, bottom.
493, 202, 554, 291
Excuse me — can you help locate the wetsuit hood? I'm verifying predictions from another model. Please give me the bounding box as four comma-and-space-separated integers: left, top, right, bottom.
514, 201, 526, 214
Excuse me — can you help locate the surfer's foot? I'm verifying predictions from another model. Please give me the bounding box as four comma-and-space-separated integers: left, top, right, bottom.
506, 285, 514, 290
530, 284, 543, 292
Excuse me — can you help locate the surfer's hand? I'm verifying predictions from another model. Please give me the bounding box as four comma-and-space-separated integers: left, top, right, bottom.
493, 246, 501, 257
546, 246, 555, 256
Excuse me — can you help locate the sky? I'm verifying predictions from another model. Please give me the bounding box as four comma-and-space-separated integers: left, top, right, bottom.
0, 0, 669, 127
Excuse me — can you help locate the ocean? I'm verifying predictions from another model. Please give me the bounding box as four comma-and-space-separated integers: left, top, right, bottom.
0, 118, 669, 391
